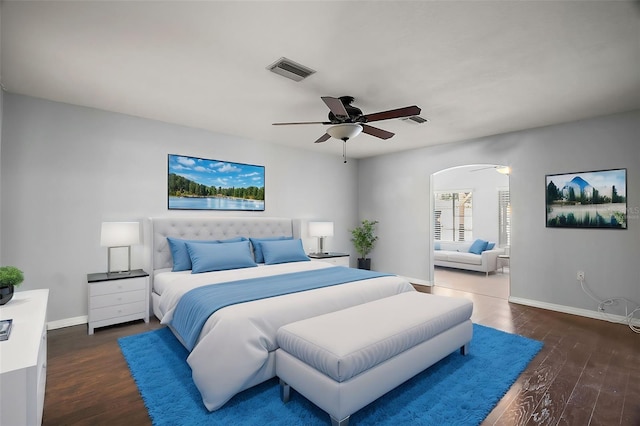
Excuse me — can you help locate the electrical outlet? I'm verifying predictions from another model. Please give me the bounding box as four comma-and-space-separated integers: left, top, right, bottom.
577, 271, 585, 281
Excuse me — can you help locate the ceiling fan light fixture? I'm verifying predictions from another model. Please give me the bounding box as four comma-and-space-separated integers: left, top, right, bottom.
327, 123, 363, 141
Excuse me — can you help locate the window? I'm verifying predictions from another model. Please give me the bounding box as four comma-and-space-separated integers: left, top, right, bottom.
434, 191, 473, 241
498, 189, 511, 248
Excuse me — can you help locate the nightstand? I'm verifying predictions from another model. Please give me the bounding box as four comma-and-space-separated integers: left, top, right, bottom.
87, 269, 149, 335
308, 252, 350, 267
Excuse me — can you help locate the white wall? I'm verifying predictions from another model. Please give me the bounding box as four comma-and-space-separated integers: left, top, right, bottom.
1, 94, 359, 324
433, 165, 509, 244
359, 110, 640, 317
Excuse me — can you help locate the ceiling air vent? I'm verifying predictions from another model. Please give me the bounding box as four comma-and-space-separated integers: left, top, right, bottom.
267, 57, 316, 82
401, 115, 429, 124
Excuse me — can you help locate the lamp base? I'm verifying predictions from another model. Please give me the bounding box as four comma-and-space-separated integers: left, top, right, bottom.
317, 237, 328, 255
107, 245, 132, 277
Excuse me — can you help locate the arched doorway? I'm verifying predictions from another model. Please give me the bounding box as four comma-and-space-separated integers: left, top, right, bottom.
429, 164, 511, 299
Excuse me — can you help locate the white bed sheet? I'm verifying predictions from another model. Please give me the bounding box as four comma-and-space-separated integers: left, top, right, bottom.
154, 264, 266, 297
155, 261, 416, 411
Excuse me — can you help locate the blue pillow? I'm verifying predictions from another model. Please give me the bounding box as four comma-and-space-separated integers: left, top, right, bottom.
468, 239, 488, 255
486, 242, 495, 250
167, 236, 246, 271
185, 240, 257, 274
434, 242, 441, 250
249, 236, 292, 263
260, 239, 310, 265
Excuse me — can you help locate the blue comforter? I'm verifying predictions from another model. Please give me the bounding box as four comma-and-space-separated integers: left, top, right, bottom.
171, 266, 391, 350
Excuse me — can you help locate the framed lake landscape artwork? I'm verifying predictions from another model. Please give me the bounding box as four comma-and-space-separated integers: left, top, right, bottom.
168, 154, 265, 211
545, 168, 627, 229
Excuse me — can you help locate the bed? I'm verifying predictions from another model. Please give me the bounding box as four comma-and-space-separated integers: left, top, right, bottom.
149, 217, 416, 411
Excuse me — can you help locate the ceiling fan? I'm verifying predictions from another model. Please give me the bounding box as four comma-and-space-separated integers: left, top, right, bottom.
272, 96, 421, 144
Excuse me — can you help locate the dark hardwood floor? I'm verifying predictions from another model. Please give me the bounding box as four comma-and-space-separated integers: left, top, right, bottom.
43, 318, 163, 426
43, 286, 640, 425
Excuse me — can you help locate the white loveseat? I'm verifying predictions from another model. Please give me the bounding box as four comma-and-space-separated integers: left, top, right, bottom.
434, 240, 504, 276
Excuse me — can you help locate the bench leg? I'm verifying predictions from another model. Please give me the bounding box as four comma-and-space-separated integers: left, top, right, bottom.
331, 415, 350, 426
279, 379, 290, 403
460, 343, 469, 356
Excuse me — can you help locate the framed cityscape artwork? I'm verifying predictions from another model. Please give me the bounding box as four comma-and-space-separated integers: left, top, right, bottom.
545, 168, 626, 229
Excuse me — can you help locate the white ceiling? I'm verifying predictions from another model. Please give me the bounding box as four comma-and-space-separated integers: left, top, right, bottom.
2, 1, 639, 159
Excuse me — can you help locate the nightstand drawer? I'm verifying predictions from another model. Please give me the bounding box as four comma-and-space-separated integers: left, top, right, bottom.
321, 257, 349, 267
90, 289, 146, 309
90, 301, 147, 322
89, 277, 147, 297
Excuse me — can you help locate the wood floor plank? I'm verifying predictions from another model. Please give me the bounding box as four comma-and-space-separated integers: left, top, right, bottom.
589, 360, 627, 425
43, 320, 161, 426
493, 346, 565, 425
620, 352, 640, 425
524, 341, 591, 426
557, 347, 614, 425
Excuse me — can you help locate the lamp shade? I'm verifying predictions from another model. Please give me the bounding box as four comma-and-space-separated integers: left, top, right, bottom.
308, 221, 334, 237
100, 222, 140, 247
326, 123, 363, 141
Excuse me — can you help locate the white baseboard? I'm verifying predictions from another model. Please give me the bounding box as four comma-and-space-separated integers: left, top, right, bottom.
508, 296, 640, 327
47, 315, 87, 330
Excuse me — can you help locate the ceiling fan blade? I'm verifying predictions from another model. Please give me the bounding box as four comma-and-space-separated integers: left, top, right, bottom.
364, 105, 421, 122
273, 121, 331, 126
362, 124, 394, 140
321, 96, 350, 118
314, 133, 331, 143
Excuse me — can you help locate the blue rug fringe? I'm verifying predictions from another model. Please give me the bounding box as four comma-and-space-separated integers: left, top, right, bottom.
119, 324, 542, 425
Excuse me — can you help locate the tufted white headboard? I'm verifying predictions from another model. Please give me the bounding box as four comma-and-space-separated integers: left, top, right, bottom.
150, 217, 295, 272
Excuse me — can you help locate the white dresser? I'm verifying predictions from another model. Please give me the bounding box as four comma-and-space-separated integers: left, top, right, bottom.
87, 270, 149, 335
308, 252, 350, 267
0, 289, 49, 426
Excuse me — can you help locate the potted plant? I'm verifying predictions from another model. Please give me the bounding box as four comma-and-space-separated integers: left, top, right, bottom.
349, 220, 378, 270
0, 266, 24, 305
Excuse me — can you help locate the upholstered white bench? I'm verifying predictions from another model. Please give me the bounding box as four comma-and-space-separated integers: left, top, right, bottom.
275, 292, 473, 426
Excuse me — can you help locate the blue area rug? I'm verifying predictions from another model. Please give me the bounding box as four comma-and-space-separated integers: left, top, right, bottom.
119, 324, 542, 426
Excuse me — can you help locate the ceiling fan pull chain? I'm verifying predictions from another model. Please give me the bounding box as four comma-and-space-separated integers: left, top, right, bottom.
343, 140, 347, 163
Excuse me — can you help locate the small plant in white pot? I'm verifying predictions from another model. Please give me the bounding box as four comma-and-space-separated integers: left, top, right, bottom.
0, 266, 24, 305
350, 220, 378, 270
